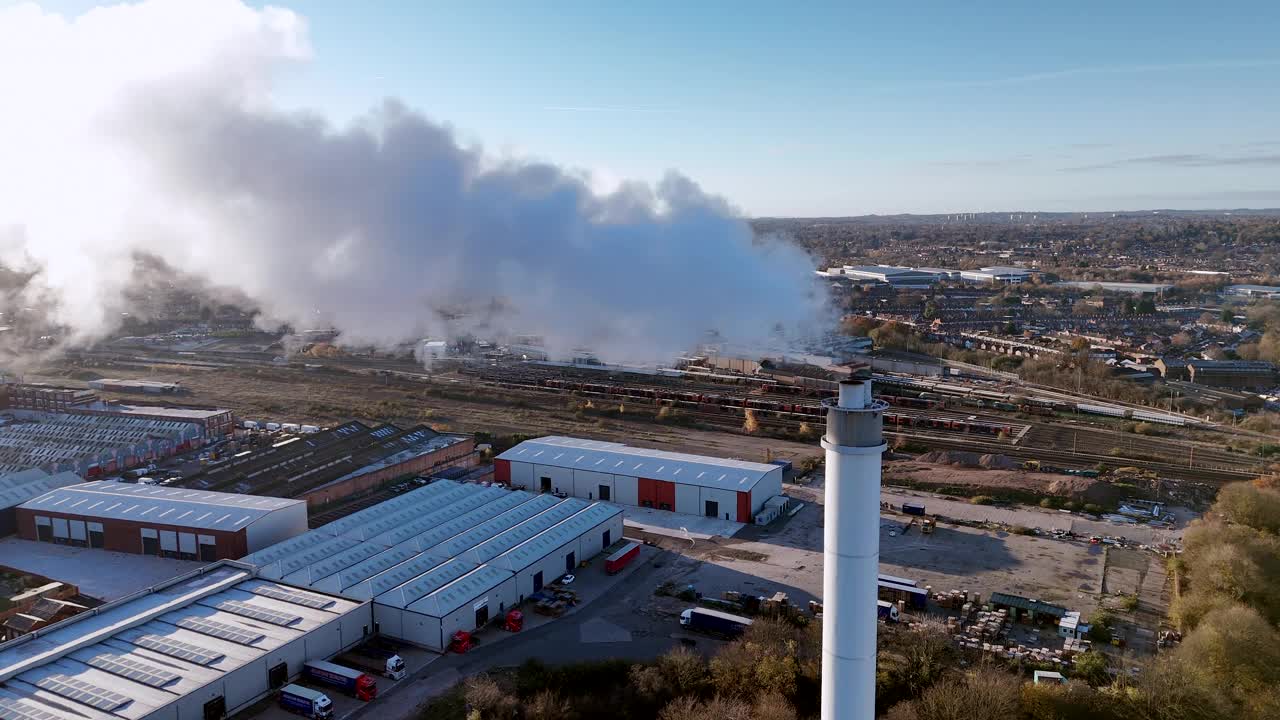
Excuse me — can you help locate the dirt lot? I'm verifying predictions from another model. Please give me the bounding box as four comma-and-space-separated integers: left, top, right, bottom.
638, 475, 1107, 612
884, 460, 1102, 498
32, 362, 823, 463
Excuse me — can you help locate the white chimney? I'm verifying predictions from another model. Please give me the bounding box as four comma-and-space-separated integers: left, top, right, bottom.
821, 379, 885, 720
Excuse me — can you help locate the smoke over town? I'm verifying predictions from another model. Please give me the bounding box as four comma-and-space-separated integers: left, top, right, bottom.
0, 0, 822, 364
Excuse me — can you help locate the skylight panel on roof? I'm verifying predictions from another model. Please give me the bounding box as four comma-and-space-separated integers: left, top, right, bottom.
133, 635, 223, 665
177, 616, 265, 645
34, 674, 132, 712
215, 600, 301, 626
251, 584, 336, 609
85, 653, 180, 688
0, 698, 63, 720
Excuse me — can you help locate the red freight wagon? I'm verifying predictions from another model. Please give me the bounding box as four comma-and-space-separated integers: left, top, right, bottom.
605, 542, 641, 574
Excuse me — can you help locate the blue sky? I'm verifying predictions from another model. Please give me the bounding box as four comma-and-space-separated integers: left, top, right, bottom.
33, 0, 1280, 215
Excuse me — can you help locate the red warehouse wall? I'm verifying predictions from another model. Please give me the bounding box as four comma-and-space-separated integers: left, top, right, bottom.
493, 459, 511, 485
15, 509, 247, 558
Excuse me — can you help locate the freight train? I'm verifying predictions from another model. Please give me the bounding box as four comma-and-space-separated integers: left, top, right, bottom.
472, 370, 1015, 435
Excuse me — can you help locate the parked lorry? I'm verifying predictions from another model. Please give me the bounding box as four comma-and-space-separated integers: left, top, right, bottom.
604, 542, 641, 574
680, 607, 753, 638
278, 684, 333, 720
302, 660, 377, 702
877, 600, 901, 622
902, 502, 926, 516
340, 644, 406, 680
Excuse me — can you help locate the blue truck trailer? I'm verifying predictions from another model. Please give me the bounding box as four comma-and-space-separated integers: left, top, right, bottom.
278, 684, 333, 720
680, 607, 753, 638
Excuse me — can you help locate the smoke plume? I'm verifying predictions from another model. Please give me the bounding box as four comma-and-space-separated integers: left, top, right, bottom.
0, 0, 823, 364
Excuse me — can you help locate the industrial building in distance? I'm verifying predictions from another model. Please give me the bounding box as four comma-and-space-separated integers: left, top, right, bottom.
242, 479, 623, 651
183, 421, 476, 509
16, 482, 308, 560
1155, 358, 1277, 389
0, 383, 234, 478
820, 264, 1035, 286
0, 470, 83, 537
87, 378, 182, 395
0, 562, 370, 720
494, 436, 785, 523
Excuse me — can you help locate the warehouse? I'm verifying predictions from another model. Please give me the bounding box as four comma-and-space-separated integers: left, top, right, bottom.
960, 266, 1034, 284
0, 562, 371, 720
827, 265, 941, 287
0, 470, 82, 536
73, 401, 235, 438
243, 480, 623, 651
1186, 360, 1277, 389
86, 378, 181, 395
183, 421, 475, 508
494, 436, 784, 523
0, 413, 206, 477
16, 482, 308, 559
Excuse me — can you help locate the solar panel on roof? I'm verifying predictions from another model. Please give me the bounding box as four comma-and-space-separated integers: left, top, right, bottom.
134, 634, 224, 665
0, 698, 63, 720
85, 653, 180, 687
35, 674, 132, 711
215, 599, 301, 626
177, 616, 265, 645
251, 584, 335, 609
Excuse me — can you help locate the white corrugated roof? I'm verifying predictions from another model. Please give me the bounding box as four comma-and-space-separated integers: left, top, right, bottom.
399, 491, 550, 548
497, 436, 779, 491
378, 558, 478, 609
492, 503, 624, 573
341, 484, 479, 541
327, 546, 419, 591
263, 535, 362, 578
405, 565, 511, 618
462, 498, 594, 564
0, 470, 82, 511
426, 496, 576, 562
0, 564, 364, 720
19, 482, 302, 532
241, 482, 621, 617
317, 480, 462, 536
364, 486, 517, 548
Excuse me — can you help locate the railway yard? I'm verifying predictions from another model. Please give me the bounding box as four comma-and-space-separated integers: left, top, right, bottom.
40, 345, 1272, 490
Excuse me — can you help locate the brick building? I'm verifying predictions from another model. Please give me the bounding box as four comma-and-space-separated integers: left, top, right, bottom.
16, 482, 307, 560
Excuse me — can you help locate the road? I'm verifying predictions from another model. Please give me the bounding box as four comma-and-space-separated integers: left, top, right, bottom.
349, 549, 695, 720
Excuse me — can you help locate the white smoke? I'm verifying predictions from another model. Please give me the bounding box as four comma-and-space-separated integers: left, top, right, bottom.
0, 0, 824, 364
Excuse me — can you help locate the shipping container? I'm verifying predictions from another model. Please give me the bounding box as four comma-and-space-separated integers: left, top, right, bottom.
604, 541, 641, 574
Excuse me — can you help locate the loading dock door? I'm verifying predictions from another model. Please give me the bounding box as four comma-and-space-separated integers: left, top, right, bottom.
203, 696, 225, 720
475, 604, 489, 628
540, 477, 551, 493
602, 529, 611, 547
705, 500, 719, 518
268, 662, 287, 689
566, 551, 576, 573
533, 571, 544, 592
598, 484, 611, 501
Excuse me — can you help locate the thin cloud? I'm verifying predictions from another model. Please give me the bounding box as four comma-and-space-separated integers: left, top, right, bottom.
1063, 153, 1280, 172
541, 105, 677, 114
936, 58, 1280, 89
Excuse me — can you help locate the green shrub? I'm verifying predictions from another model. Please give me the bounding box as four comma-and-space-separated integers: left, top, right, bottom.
970, 495, 996, 506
